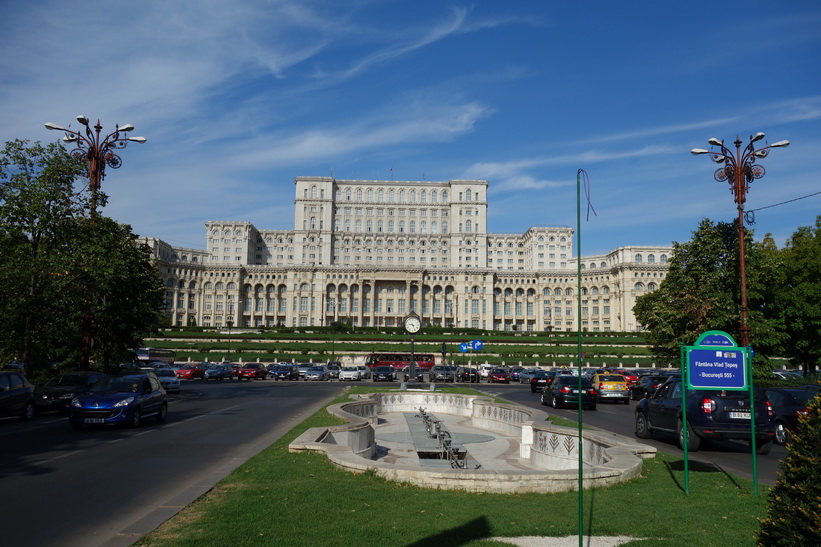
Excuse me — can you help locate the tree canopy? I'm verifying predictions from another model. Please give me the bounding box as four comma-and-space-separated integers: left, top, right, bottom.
0, 139, 165, 376
634, 216, 818, 374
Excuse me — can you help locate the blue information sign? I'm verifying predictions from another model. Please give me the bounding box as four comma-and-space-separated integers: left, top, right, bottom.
470, 339, 483, 351
459, 343, 469, 353
687, 347, 747, 390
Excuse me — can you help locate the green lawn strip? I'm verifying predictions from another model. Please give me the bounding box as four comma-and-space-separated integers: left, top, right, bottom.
135, 389, 769, 547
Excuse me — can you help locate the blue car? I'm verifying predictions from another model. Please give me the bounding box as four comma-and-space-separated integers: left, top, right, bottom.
68, 372, 167, 429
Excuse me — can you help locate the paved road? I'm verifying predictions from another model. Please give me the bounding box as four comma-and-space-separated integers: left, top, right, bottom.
0, 379, 343, 547
476, 382, 786, 485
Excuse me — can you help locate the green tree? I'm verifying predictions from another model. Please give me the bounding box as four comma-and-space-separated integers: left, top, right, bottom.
0, 140, 86, 374
757, 394, 821, 545
0, 139, 165, 374
774, 216, 821, 375
633, 218, 783, 366
59, 216, 166, 371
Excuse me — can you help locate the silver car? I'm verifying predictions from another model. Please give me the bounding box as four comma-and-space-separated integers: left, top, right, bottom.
304, 366, 329, 381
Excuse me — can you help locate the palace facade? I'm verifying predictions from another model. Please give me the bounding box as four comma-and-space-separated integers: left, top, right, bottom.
141, 176, 671, 332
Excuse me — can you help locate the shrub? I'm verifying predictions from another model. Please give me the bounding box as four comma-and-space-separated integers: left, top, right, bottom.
757, 394, 821, 545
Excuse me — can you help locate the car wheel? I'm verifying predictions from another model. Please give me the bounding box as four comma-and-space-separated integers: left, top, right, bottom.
635, 411, 651, 439
130, 407, 142, 428
774, 422, 789, 445
755, 440, 773, 455
588, 404, 597, 411
539, 392, 547, 406
677, 419, 700, 451
20, 401, 34, 421
623, 398, 630, 405
156, 402, 168, 423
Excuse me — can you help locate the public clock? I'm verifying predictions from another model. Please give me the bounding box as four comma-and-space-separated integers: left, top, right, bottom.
403, 313, 421, 335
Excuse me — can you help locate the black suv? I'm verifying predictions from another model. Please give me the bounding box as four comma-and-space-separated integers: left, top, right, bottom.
635, 376, 775, 453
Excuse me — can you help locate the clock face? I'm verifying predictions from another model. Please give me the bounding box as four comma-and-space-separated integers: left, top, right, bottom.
404, 316, 421, 334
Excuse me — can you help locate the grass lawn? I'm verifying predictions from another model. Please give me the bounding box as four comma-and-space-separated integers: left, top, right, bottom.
135, 387, 769, 546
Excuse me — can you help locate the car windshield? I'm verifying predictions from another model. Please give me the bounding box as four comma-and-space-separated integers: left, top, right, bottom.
155, 369, 175, 377
342, 367, 357, 371
598, 375, 625, 382
308, 367, 324, 371
43, 374, 88, 387
492, 369, 506, 374
89, 376, 144, 393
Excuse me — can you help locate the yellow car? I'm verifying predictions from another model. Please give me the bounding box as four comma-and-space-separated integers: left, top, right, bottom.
591, 373, 630, 404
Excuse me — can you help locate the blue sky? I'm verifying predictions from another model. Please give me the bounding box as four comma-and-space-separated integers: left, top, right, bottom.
1, 1, 819, 256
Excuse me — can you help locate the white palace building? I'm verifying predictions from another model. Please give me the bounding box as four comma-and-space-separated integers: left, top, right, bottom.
141, 176, 671, 332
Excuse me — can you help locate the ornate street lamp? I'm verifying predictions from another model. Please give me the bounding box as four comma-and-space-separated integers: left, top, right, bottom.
691, 133, 789, 346
45, 116, 146, 214
44, 117, 146, 370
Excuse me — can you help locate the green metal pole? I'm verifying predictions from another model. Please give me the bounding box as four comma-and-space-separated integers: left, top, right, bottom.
576, 169, 584, 546
680, 343, 689, 495
748, 346, 758, 496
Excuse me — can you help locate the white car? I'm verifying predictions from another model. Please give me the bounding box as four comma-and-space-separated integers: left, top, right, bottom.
154, 368, 181, 393
356, 365, 371, 379
339, 367, 361, 381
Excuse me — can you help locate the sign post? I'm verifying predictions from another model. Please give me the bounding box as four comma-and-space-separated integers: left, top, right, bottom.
682, 330, 757, 495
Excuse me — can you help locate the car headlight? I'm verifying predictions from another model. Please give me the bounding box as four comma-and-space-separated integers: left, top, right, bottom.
71, 397, 81, 407
113, 396, 135, 407
58, 393, 76, 400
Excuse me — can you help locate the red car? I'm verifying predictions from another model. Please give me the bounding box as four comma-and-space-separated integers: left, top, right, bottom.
175, 363, 207, 379
489, 368, 510, 384
611, 368, 639, 386
237, 363, 268, 380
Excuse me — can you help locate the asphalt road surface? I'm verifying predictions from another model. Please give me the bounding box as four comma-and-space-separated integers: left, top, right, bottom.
0, 379, 344, 547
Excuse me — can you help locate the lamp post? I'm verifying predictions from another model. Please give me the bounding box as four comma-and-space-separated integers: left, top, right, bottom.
45, 117, 146, 215
226, 319, 234, 357
44, 117, 146, 370
691, 133, 789, 347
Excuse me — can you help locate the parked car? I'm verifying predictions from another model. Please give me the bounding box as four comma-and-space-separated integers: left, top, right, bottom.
68, 372, 168, 429
401, 366, 424, 382
0, 370, 35, 421
238, 363, 268, 380
175, 363, 207, 380
530, 370, 556, 393
635, 376, 775, 453
519, 368, 543, 384
510, 367, 525, 382
356, 365, 371, 379
591, 373, 630, 404
339, 366, 362, 381
489, 368, 510, 384
629, 375, 667, 400
478, 363, 494, 379
764, 387, 818, 445
204, 364, 234, 381
297, 363, 313, 378
272, 364, 299, 381
153, 368, 181, 392
326, 362, 342, 379
456, 367, 480, 382
430, 365, 455, 382
610, 368, 639, 386
34, 371, 107, 413
372, 366, 395, 382
542, 376, 597, 410
304, 366, 330, 381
